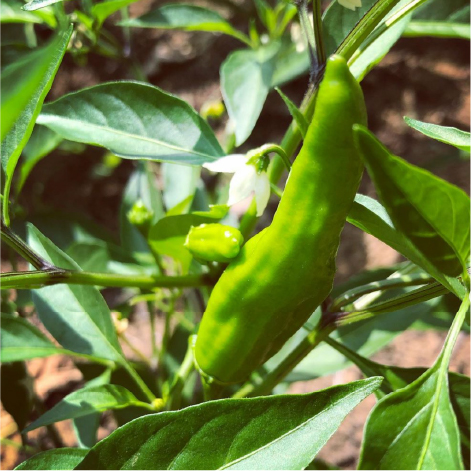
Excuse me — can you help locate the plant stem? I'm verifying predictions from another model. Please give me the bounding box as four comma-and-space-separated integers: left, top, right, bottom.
119, 333, 152, 366
157, 294, 176, 384
202, 378, 226, 401
348, 0, 429, 66
1, 269, 212, 290
147, 300, 159, 362
297, 0, 317, 69
233, 321, 335, 398
120, 360, 156, 403
312, 0, 326, 66
329, 272, 435, 311
165, 337, 195, 410
336, 0, 402, 61
336, 281, 450, 326
1, 221, 52, 270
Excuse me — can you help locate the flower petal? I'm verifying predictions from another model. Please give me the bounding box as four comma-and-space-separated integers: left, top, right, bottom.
228, 164, 257, 206
203, 154, 246, 173
254, 173, 271, 217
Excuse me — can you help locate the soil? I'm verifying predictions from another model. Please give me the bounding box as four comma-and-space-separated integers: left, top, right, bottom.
1, 1, 470, 469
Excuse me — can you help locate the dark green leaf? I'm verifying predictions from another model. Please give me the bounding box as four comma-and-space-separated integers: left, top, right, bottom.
73, 369, 111, 449
1, 26, 71, 221
67, 241, 111, 273
1, 313, 60, 361
28, 224, 123, 363
120, 4, 249, 44
328, 338, 470, 466
77, 378, 381, 470
354, 126, 469, 282
14, 449, 88, 470
17, 125, 63, 194
24, 385, 152, 432
91, 0, 141, 28
323, 0, 380, 56
405, 117, 470, 153
348, 194, 466, 299
221, 43, 279, 146
37, 82, 224, 165
358, 298, 469, 470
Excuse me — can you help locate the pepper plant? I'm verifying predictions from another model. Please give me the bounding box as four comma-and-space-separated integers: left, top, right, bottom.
1, 0, 470, 469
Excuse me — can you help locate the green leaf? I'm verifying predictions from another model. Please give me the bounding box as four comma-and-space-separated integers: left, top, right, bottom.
221, 43, 279, 146
1, 0, 42, 23
358, 297, 469, 470
73, 369, 112, 449
28, 224, 123, 363
279, 294, 444, 382
354, 126, 470, 279
323, 0, 379, 56
349, 15, 410, 81
76, 377, 381, 470
14, 449, 88, 470
23, 0, 64, 11
405, 117, 471, 153
404, 21, 470, 39
0, 313, 114, 363
328, 338, 470, 466
1, 313, 59, 361
275, 87, 308, 138
270, 34, 310, 88
66, 241, 111, 273
162, 162, 200, 213
449, 373, 471, 468
119, 4, 249, 45
147, 205, 228, 271
348, 194, 465, 299
24, 384, 152, 432
37, 82, 224, 165
1, 25, 70, 146
16, 125, 63, 194
91, 0, 140, 28
404, 0, 470, 39
1, 26, 71, 223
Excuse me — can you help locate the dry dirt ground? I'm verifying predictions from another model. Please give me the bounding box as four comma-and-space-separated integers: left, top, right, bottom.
1, 1, 470, 469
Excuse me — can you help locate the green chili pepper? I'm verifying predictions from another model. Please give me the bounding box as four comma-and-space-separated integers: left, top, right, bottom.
194, 55, 368, 385
185, 223, 244, 263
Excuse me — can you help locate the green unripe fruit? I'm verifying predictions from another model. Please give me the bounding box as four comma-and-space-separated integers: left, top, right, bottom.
127, 199, 154, 234
184, 224, 244, 263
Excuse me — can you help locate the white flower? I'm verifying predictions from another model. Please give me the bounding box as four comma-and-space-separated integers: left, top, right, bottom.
338, 0, 362, 11
203, 154, 271, 217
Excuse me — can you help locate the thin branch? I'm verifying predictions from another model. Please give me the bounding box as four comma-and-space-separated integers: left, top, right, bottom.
1, 269, 213, 290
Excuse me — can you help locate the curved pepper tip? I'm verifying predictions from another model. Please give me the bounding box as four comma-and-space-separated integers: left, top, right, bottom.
325, 54, 351, 81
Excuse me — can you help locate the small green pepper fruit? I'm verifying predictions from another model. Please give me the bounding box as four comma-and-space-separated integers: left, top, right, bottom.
127, 199, 154, 234
200, 99, 225, 120
184, 223, 244, 263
